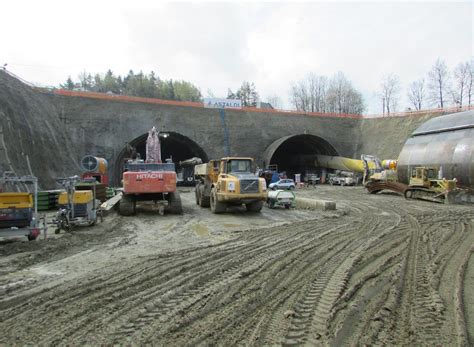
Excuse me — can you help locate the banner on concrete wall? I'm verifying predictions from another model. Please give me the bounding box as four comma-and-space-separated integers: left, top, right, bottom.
203, 98, 242, 109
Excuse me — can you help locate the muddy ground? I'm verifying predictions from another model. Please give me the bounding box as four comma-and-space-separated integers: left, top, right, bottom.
0, 186, 473, 345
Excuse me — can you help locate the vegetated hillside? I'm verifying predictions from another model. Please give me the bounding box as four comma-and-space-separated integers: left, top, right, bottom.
0, 71, 79, 189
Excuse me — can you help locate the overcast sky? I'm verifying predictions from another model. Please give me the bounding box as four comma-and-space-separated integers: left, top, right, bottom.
2, 0, 472, 114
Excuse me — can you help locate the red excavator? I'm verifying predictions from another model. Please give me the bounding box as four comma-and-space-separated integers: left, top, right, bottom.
118, 127, 182, 216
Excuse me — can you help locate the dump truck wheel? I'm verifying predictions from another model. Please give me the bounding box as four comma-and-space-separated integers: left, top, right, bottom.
119, 195, 136, 216
246, 200, 263, 212
167, 192, 183, 214
197, 184, 210, 207
210, 187, 226, 213
195, 186, 200, 205
200, 195, 211, 208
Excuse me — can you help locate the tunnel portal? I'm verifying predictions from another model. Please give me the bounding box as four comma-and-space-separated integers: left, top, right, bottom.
264, 134, 339, 179
113, 131, 208, 185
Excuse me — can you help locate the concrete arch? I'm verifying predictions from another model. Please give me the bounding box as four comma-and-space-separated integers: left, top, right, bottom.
113, 131, 208, 185
263, 134, 339, 177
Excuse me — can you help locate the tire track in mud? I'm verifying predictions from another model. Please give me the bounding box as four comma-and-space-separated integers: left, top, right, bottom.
154, 214, 398, 345
280, 216, 394, 345
0, 219, 339, 344
106, 221, 352, 344
379, 208, 474, 346
0, 189, 473, 345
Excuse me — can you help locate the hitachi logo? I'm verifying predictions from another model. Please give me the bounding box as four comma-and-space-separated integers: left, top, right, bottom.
136, 173, 163, 180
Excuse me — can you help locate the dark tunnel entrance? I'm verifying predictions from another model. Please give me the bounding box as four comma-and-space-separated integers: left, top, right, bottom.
264, 134, 338, 180
113, 132, 208, 186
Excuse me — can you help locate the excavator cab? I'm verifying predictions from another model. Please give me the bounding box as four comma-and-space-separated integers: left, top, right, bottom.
361, 154, 384, 185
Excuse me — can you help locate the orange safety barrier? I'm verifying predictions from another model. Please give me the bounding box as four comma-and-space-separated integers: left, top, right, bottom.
40, 88, 364, 119
52, 89, 204, 108
5, 68, 470, 120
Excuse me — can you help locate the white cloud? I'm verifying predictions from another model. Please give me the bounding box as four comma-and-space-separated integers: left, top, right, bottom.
1, 0, 472, 114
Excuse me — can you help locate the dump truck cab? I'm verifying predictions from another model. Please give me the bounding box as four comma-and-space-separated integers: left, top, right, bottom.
195, 157, 267, 213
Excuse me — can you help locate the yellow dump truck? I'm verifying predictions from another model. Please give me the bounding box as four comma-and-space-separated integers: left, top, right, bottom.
194, 157, 267, 213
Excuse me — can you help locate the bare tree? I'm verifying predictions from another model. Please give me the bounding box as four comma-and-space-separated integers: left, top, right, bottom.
78, 70, 93, 90
326, 72, 365, 114
452, 62, 470, 106
290, 74, 328, 112
290, 80, 310, 111
407, 78, 425, 111
380, 74, 400, 115
290, 72, 364, 114
468, 62, 474, 105
307, 74, 328, 112
428, 58, 450, 108
265, 94, 283, 109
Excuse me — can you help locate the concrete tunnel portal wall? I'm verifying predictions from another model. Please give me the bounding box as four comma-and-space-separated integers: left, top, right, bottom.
1, 71, 460, 190
114, 133, 339, 184
263, 134, 339, 177
113, 131, 208, 185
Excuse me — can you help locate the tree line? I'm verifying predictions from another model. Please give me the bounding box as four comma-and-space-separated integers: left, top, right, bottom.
289, 72, 365, 114
380, 59, 472, 115
59, 58, 472, 115
61, 70, 202, 102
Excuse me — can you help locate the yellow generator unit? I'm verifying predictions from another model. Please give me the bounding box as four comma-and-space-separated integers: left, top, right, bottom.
58, 190, 93, 217
0, 193, 33, 228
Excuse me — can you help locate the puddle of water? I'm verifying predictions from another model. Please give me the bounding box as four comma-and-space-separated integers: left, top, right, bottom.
191, 224, 210, 237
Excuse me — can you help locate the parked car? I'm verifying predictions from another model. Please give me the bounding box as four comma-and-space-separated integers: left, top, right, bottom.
328, 173, 355, 186
304, 173, 320, 185
269, 179, 296, 190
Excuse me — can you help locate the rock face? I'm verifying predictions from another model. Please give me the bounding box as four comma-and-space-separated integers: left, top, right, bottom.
0, 71, 79, 188
0, 70, 445, 188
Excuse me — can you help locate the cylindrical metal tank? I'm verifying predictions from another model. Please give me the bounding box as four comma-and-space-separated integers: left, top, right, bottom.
81, 155, 108, 174
397, 110, 474, 188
